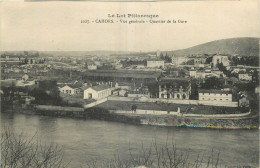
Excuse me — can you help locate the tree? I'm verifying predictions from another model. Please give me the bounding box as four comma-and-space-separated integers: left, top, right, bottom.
201, 77, 223, 89
1, 128, 68, 168
29, 80, 62, 105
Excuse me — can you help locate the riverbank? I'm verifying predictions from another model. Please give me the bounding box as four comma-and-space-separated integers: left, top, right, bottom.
9, 104, 258, 129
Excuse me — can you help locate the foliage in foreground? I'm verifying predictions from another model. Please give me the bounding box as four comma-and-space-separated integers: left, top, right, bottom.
1, 128, 254, 168
1, 128, 69, 168
85, 140, 224, 168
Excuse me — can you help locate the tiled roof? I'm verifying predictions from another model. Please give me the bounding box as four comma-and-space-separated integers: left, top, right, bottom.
91, 84, 110, 91
84, 70, 161, 79
83, 84, 110, 91
158, 78, 190, 88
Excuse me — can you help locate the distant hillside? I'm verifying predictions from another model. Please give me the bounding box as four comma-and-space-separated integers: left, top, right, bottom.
0, 51, 138, 57
38, 51, 138, 57
169, 37, 259, 57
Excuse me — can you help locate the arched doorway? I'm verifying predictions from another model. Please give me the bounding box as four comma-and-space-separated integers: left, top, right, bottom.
161, 93, 164, 98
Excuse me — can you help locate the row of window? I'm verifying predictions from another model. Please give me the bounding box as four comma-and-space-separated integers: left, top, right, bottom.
62, 90, 72, 94
161, 93, 187, 99
201, 98, 230, 101
98, 91, 109, 98
62, 89, 80, 94
201, 93, 229, 96
161, 89, 183, 92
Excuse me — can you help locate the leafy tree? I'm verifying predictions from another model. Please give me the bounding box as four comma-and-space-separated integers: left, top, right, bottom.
29, 80, 62, 105
201, 77, 224, 89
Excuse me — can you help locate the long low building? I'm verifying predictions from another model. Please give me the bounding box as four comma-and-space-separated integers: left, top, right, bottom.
82, 70, 162, 84
198, 89, 232, 102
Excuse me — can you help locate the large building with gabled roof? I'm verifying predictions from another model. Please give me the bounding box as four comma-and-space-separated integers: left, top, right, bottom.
83, 84, 112, 100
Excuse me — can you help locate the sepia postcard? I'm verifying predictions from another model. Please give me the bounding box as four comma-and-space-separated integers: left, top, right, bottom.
0, 0, 259, 167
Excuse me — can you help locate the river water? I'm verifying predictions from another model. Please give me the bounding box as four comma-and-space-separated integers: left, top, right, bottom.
1, 112, 259, 167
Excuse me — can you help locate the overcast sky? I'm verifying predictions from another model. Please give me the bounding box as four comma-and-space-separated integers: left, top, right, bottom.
1, 0, 259, 52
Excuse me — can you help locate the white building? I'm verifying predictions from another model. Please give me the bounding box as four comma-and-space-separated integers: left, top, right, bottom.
147, 59, 164, 68
189, 69, 196, 78
158, 78, 191, 99
59, 85, 80, 95
212, 55, 229, 67
156, 50, 161, 57
238, 73, 252, 81
88, 64, 97, 70
199, 89, 232, 102
83, 84, 112, 100
22, 74, 29, 81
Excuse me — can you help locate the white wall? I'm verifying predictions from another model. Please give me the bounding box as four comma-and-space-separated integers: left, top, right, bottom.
60, 85, 76, 95
84, 88, 98, 99
199, 93, 232, 102
84, 88, 111, 100
108, 96, 238, 107
147, 61, 164, 68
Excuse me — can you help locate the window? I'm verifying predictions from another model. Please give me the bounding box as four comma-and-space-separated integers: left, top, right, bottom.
220, 99, 222, 101
88, 93, 92, 99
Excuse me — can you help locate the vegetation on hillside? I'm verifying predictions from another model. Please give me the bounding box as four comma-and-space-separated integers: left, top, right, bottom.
170, 37, 259, 57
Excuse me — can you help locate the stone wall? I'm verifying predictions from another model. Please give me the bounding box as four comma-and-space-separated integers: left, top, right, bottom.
108, 96, 238, 107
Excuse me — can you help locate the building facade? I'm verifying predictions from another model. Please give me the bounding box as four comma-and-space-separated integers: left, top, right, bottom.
83, 84, 112, 100
158, 78, 191, 99
88, 64, 97, 70
238, 73, 252, 81
212, 55, 229, 67
147, 59, 164, 68
198, 89, 232, 102
59, 85, 80, 95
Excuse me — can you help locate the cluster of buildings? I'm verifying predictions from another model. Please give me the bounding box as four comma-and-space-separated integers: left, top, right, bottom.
1, 51, 259, 109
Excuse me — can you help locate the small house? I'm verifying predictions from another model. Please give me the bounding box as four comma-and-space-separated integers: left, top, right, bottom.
59, 85, 80, 95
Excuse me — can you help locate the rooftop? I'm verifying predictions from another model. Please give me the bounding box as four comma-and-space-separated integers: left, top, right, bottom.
84, 70, 161, 79
158, 78, 190, 88
84, 84, 110, 91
